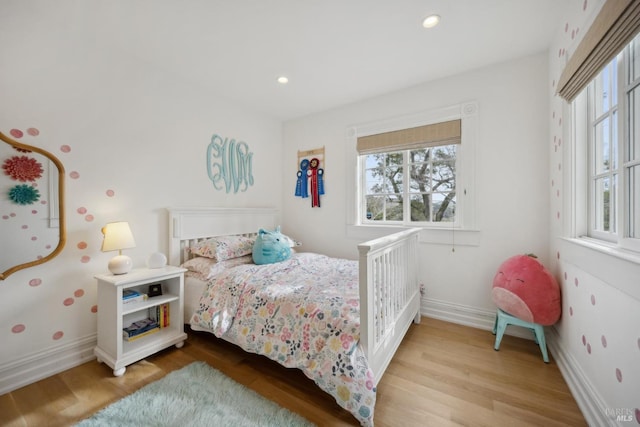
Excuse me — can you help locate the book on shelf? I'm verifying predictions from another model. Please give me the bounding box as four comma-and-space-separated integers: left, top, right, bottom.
123, 327, 160, 341
150, 303, 170, 328
123, 318, 159, 338
122, 289, 140, 300
122, 293, 148, 305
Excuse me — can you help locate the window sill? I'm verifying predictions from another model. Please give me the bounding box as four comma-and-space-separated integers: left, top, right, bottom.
347, 224, 480, 247
558, 237, 640, 301
561, 237, 640, 266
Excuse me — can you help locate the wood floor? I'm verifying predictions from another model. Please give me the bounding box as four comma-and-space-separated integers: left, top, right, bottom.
0, 317, 587, 427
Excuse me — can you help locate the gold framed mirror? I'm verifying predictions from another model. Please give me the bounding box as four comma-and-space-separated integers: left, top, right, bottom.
0, 131, 66, 280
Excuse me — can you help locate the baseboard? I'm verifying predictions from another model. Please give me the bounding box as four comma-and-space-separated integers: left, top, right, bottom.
0, 334, 97, 395
421, 297, 610, 427
421, 296, 535, 340
546, 327, 614, 426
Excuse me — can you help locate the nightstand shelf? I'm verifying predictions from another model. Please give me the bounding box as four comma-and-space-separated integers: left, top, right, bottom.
94, 266, 187, 376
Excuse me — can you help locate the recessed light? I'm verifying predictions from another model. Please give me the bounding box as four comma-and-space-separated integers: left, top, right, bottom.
277, 76, 289, 84
422, 14, 440, 29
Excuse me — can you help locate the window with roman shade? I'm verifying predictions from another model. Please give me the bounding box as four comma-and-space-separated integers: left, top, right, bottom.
356, 119, 462, 225
557, 0, 640, 102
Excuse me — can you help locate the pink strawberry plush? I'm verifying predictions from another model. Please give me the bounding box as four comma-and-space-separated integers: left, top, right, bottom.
492, 254, 561, 326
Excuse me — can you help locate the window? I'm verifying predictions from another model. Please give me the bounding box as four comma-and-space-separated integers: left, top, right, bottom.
361, 144, 457, 224
575, 33, 640, 251
348, 103, 477, 231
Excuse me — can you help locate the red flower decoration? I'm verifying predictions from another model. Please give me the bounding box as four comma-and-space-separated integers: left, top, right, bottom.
2, 155, 44, 182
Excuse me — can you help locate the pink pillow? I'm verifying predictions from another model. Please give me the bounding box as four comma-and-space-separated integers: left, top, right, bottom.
492, 254, 561, 326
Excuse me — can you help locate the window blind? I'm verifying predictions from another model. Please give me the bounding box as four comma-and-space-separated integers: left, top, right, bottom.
356, 119, 461, 154
557, 0, 640, 102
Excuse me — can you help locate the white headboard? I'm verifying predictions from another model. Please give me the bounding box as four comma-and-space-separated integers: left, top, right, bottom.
167, 207, 279, 266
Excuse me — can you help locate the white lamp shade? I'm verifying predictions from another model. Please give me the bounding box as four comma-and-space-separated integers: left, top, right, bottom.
101, 222, 136, 252
102, 221, 136, 274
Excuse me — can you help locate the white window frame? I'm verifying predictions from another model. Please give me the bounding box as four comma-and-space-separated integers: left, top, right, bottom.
346, 102, 479, 245
570, 36, 640, 255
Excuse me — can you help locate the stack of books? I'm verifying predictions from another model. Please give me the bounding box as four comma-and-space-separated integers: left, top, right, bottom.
151, 303, 170, 328
122, 289, 148, 305
122, 318, 160, 341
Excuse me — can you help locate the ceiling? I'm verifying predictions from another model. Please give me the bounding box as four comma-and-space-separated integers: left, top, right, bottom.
7, 0, 570, 121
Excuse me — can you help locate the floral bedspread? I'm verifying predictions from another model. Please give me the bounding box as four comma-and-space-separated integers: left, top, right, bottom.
190, 252, 376, 426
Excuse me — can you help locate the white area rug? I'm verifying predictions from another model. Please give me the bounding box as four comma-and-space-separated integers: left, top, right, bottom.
75, 361, 315, 427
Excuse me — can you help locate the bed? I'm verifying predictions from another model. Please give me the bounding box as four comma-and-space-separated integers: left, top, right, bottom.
168, 207, 421, 426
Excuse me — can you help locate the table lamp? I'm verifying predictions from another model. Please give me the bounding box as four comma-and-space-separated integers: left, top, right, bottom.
101, 221, 136, 274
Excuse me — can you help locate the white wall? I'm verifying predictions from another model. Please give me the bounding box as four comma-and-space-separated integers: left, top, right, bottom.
0, 3, 282, 391
282, 52, 550, 319
548, 1, 640, 424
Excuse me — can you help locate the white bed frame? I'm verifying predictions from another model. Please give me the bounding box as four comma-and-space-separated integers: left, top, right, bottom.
168, 207, 421, 380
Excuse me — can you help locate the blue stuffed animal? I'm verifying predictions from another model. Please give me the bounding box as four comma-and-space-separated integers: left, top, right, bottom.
252, 226, 293, 265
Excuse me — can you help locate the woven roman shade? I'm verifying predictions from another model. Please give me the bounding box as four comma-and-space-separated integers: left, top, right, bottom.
557, 0, 640, 102
356, 119, 461, 154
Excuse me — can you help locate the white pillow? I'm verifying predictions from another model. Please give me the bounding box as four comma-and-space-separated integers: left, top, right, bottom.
188, 235, 255, 261
182, 255, 253, 281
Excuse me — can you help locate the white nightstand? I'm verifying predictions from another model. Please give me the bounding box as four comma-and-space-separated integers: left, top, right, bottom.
94, 266, 187, 376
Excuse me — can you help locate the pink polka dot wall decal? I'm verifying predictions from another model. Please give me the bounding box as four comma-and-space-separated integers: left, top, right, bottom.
591, 294, 596, 305
91, 305, 98, 313
557, 189, 560, 197
21, 224, 28, 229
31, 209, 37, 214
557, 211, 560, 220
45, 244, 51, 250
77, 241, 87, 250
565, 22, 568, 32
10, 129, 23, 138
69, 171, 80, 179
564, 272, 567, 280
552, 179, 555, 187
63, 297, 74, 306
12, 324, 26, 333
85, 214, 94, 222
81, 255, 91, 263
31, 236, 37, 241
557, 251, 561, 259
27, 127, 39, 136
601, 335, 607, 348
106, 189, 115, 197
637, 337, 640, 351
575, 277, 579, 286
52, 331, 64, 340
60, 145, 71, 153
635, 409, 640, 424
77, 207, 87, 214
582, 335, 586, 345
583, 0, 588, 11
29, 278, 42, 287
616, 368, 623, 382
2, 215, 8, 220
74, 289, 84, 298
587, 343, 591, 354
569, 306, 573, 316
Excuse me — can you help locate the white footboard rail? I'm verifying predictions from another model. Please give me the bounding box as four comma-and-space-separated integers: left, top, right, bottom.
358, 228, 422, 381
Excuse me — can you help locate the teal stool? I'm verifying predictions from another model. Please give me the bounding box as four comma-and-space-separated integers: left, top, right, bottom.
492, 309, 549, 363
